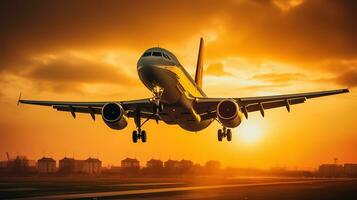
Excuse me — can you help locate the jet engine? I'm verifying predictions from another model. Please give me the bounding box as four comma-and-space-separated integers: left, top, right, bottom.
217, 99, 242, 128
102, 103, 128, 130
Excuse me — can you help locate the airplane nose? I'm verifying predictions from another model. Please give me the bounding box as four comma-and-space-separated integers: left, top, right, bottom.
138, 63, 155, 76
137, 57, 156, 70
137, 63, 155, 72
137, 64, 145, 71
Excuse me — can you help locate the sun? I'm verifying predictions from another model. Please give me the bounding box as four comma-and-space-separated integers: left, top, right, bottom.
238, 121, 263, 143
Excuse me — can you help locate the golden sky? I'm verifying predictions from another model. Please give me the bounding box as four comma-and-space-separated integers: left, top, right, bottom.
0, 0, 356, 169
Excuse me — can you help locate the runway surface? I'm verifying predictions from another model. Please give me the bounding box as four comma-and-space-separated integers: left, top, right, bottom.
1, 177, 356, 199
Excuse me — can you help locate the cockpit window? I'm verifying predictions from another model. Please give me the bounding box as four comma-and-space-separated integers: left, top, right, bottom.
142, 52, 151, 57
163, 53, 171, 60
152, 52, 162, 57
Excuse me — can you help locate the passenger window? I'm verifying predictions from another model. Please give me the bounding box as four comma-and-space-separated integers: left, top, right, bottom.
152, 52, 162, 57
142, 52, 151, 57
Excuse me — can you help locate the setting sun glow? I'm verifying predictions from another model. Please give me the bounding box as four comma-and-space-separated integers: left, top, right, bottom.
239, 122, 263, 144
0, 0, 355, 169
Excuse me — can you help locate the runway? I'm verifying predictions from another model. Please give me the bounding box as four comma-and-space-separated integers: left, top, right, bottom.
9, 178, 357, 200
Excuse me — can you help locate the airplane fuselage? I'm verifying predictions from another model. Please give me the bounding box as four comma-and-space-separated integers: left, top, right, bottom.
137, 47, 213, 131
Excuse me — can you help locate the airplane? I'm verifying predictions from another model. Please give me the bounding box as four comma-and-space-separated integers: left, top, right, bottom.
18, 38, 349, 143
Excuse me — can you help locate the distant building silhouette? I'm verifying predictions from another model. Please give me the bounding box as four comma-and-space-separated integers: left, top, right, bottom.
205, 160, 221, 174
2, 154, 356, 178
37, 157, 56, 174
74, 160, 85, 173
0, 161, 8, 169
146, 159, 163, 169
143, 159, 163, 176
206, 160, 221, 170
164, 159, 180, 169
105, 166, 121, 174
121, 158, 140, 168
59, 157, 102, 175
121, 158, 140, 175
11, 156, 29, 174
83, 158, 102, 174
179, 159, 193, 173
319, 164, 344, 177
59, 157, 75, 174
344, 163, 357, 177
8, 156, 36, 175
163, 159, 194, 175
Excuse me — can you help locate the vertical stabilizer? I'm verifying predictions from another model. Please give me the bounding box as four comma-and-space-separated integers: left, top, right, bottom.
195, 38, 204, 88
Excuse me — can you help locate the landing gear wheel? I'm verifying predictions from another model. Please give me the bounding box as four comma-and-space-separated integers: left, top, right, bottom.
132, 130, 138, 143
141, 130, 147, 143
133, 109, 151, 143
218, 129, 223, 142
217, 127, 233, 142
227, 129, 232, 141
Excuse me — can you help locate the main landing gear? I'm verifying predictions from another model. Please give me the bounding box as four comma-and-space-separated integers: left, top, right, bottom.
217, 127, 232, 142
133, 110, 148, 143
132, 129, 146, 143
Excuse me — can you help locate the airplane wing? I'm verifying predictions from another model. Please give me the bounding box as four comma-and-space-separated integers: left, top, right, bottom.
18, 97, 159, 121
195, 88, 349, 119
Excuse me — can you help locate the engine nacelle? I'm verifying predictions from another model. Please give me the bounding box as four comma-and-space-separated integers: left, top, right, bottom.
102, 103, 128, 130
217, 99, 242, 128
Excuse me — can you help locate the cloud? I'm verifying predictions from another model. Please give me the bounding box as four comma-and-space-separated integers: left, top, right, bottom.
206, 0, 357, 64
335, 69, 357, 88
309, 59, 357, 88
0, 0, 220, 73
0, 0, 356, 92
17, 53, 136, 92
251, 72, 304, 83
0, 0, 355, 68
273, 0, 304, 11
238, 83, 286, 93
26, 56, 132, 84
205, 63, 231, 76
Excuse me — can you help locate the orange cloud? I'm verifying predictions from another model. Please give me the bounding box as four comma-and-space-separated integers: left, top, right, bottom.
251, 72, 304, 83
205, 63, 231, 76
335, 69, 357, 87
1, 0, 356, 83
0, 0, 356, 168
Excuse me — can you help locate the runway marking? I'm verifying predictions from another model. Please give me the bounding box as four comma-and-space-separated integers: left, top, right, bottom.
0, 187, 38, 192
15, 179, 354, 200
109, 182, 184, 187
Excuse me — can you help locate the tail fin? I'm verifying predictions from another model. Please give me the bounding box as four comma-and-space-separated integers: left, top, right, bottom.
195, 37, 204, 88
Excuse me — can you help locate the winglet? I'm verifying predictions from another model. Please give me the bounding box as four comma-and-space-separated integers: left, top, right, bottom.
17, 92, 22, 106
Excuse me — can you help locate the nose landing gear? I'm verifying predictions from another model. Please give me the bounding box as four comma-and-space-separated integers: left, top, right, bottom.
217, 127, 232, 142
151, 85, 164, 113
132, 85, 163, 143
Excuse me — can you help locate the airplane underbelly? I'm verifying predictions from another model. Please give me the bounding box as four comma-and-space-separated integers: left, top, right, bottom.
139, 64, 212, 131
158, 104, 213, 131
138, 65, 181, 104
178, 119, 213, 132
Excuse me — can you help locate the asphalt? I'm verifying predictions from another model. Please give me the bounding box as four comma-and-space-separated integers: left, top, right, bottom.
1, 177, 356, 200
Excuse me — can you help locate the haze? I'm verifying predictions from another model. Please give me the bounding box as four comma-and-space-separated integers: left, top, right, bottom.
0, 0, 356, 169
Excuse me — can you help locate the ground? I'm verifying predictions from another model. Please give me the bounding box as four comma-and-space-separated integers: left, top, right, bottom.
0, 176, 356, 199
